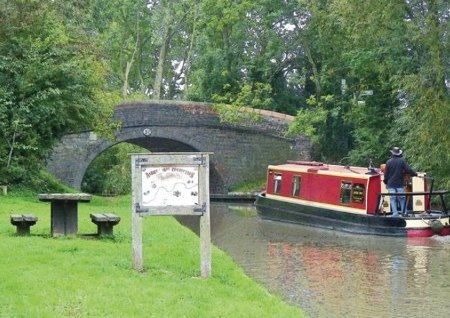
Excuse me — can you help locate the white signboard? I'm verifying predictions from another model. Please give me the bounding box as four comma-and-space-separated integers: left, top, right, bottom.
360, 90, 373, 96
141, 165, 199, 206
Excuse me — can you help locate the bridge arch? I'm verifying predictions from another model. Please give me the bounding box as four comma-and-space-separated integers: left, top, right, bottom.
46, 100, 311, 194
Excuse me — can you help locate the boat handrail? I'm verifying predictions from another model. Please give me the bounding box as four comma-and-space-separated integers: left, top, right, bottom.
374, 190, 448, 216
377, 190, 449, 196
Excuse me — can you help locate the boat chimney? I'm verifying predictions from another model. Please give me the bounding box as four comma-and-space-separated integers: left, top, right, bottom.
366, 159, 378, 175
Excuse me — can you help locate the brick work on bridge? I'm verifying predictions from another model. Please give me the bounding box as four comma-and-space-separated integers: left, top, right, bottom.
46, 100, 311, 194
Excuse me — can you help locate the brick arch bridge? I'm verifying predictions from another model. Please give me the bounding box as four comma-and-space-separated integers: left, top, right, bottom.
46, 100, 311, 194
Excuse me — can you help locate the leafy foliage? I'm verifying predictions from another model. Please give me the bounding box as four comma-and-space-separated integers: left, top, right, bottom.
0, 0, 117, 187
1, 0, 449, 190
212, 83, 271, 123
397, 0, 450, 189
82, 143, 147, 195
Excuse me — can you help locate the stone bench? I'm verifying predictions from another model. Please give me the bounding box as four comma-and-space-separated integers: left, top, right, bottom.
10, 214, 38, 235
90, 213, 121, 236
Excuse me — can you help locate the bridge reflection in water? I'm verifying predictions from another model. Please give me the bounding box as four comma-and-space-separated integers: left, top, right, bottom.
177, 202, 450, 318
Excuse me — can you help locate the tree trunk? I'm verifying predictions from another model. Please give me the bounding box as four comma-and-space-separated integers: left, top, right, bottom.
183, 5, 198, 97
153, 8, 172, 100
6, 122, 18, 168
122, 10, 140, 98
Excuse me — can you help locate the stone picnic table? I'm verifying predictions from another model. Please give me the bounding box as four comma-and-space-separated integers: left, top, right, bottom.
38, 193, 92, 236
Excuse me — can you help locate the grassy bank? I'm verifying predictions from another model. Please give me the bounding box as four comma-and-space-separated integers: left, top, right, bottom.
0, 194, 304, 318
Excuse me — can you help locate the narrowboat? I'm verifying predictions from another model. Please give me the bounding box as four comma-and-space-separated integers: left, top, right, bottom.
255, 161, 450, 237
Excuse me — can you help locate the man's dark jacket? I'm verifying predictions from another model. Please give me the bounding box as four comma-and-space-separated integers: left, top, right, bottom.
384, 156, 417, 188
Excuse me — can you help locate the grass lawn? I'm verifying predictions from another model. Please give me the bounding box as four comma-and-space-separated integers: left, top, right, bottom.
0, 194, 305, 318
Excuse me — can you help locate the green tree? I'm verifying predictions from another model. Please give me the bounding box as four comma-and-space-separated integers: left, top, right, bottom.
87, 0, 154, 97
288, 0, 414, 164
82, 143, 147, 195
398, 0, 450, 188
333, 0, 411, 165
0, 0, 116, 187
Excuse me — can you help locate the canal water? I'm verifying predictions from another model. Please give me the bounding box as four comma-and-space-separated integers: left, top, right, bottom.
178, 202, 450, 318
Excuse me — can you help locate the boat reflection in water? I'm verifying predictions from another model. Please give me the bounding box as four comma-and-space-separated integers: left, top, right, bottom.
261, 219, 450, 318
178, 203, 450, 318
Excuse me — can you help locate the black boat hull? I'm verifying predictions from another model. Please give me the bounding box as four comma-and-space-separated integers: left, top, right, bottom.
255, 194, 449, 237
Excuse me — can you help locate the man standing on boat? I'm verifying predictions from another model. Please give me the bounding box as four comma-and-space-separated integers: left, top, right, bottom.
384, 147, 417, 216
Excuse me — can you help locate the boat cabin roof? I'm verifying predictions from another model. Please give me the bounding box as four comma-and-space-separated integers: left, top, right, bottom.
268, 161, 380, 180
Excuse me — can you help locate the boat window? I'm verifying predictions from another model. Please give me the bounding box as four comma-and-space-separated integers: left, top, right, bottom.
292, 175, 301, 196
352, 183, 365, 203
340, 181, 352, 204
273, 174, 282, 194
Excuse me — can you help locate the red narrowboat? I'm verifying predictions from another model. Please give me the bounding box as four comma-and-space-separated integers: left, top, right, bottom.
255, 161, 450, 237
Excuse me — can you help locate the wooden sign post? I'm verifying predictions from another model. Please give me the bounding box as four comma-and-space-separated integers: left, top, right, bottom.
131, 153, 212, 278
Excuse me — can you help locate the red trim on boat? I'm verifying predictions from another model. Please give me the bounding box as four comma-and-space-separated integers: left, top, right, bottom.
407, 227, 450, 237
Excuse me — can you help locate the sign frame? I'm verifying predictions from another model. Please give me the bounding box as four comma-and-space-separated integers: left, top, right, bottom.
131, 152, 212, 278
